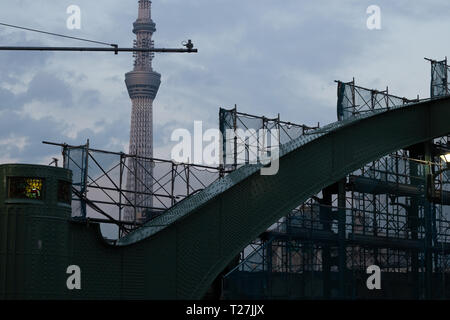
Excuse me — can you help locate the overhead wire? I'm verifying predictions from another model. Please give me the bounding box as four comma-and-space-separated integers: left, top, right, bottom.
0, 21, 116, 47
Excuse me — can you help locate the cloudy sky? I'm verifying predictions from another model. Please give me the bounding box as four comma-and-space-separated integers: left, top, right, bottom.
1, 0, 450, 165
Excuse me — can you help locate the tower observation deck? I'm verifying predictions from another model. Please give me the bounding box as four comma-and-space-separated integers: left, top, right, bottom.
124, 0, 161, 221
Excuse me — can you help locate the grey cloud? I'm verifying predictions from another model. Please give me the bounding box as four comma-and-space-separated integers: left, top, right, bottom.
1, 71, 103, 112
0, 108, 130, 164
0, 87, 16, 111
78, 89, 101, 108
0, 109, 67, 163
1, 0, 450, 165
378, 0, 450, 20
0, 33, 53, 78
24, 72, 74, 105
154, 120, 190, 147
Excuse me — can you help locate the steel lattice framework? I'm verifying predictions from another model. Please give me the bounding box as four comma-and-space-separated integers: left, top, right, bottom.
124, 0, 161, 221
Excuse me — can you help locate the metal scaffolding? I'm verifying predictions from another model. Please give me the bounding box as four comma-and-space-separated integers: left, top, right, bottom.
219, 105, 320, 170
45, 141, 222, 238
336, 78, 419, 121
223, 74, 450, 300
42, 58, 450, 299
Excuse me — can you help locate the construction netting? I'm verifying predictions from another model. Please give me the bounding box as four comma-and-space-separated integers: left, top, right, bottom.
219, 107, 319, 170
63, 145, 88, 218
430, 58, 450, 98
336, 80, 417, 121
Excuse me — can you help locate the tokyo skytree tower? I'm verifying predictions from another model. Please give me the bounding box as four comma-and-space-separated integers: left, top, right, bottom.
124, 0, 161, 221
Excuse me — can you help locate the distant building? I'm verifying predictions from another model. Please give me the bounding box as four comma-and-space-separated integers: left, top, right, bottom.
124, 0, 161, 221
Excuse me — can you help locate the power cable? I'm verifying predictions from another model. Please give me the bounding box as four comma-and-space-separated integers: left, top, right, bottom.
0, 21, 116, 47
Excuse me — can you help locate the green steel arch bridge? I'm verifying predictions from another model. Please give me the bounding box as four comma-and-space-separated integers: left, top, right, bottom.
3, 95, 450, 299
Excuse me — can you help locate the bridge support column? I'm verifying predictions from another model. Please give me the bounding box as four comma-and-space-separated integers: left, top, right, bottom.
424, 142, 434, 299
409, 145, 423, 299
320, 187, 333, 299
338, 179, 347, 299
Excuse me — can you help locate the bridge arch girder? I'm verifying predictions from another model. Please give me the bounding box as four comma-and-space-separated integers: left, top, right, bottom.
63, 97, 449, 299
158, 97, 450, 299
